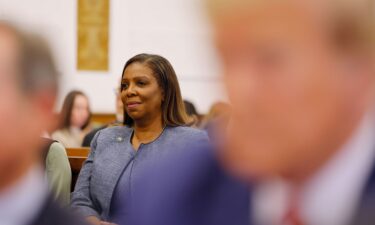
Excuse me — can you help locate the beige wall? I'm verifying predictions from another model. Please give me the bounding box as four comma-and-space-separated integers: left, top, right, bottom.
0, 0, 226, 113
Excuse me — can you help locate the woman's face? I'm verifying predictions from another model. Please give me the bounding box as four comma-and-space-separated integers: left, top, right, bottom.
121, 63, 164, 124
70, 94, 90, 129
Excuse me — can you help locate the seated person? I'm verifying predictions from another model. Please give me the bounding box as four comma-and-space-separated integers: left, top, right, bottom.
52, 90, 92, 147
71, 53, 208, 225
41, 137, 72, 206
183, 100, 201, 127
82, 86, 124, 147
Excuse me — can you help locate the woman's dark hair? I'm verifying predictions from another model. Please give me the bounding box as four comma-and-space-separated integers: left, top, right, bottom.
59, 90, 91, 130
121, 53, 191, 127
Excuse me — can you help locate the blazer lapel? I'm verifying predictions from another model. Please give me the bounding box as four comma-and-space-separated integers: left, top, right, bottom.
101, 135, 135, 219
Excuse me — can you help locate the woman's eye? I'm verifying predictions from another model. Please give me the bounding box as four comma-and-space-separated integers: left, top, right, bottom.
121, 83, 129, 90
137, 81, 146, 86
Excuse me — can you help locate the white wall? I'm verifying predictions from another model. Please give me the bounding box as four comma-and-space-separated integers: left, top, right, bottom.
0, 0, 226, 114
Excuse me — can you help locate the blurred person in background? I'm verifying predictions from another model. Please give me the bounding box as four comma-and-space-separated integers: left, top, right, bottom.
213, 1, 375, 223
183, 100, 201, 127
82, 85, 124, 147
203, 102, 231, 127
71, 53, 208, 225
126, 0, 375, 225
201, 101, 231, 139
52, 90, 92, 148
0, 22, 87, 225
41, 136, 72, 206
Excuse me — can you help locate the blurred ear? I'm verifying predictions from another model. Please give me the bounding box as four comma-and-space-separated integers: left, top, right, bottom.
341, 54, 374, 87
30, 89, 58, 133
338, 53, 375, 108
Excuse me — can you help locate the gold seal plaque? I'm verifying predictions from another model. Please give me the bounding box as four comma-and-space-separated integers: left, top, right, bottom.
77, 0, 109, 71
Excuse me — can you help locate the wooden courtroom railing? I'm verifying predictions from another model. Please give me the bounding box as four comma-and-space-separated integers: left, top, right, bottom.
91, 113, 116, 125
66, 147, 90, 192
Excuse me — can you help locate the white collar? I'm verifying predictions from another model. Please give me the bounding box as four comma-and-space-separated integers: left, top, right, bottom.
0, 165, 49, 225
253, 114, 375, 225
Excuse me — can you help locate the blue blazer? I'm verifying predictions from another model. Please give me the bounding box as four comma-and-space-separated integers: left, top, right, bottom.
126, 145, 375, 225
71, 125, 208, 221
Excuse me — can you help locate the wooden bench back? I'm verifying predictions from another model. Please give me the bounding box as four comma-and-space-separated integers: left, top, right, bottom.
66, 147, 90, 192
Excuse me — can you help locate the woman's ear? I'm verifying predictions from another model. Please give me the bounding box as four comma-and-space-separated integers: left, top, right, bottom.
337, 54, 375, 109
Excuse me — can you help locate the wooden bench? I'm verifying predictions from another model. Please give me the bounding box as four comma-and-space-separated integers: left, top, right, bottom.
91, 113, 116, 125
67, 147, 90, 157
66, 147, 90, 191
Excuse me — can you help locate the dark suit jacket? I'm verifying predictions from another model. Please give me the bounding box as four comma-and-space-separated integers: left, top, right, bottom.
126, 144, 375, 225
81, 126, 106, 147
28, 195, 89, 225
350, 163, 375, 225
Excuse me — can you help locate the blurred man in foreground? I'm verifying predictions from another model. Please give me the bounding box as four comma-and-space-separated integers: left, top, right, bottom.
212, 0, 375, 224
0, 22, 87, 225
128, 1, 375, 225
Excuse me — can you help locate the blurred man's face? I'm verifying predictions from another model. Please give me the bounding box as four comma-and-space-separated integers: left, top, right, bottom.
0, 27, 51, 177
0, 28, 26, 159
213, 2, 375, 181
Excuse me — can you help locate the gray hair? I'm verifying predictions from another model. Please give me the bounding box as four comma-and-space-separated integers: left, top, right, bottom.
0, 21, 59, 94
206, 0, 375, 54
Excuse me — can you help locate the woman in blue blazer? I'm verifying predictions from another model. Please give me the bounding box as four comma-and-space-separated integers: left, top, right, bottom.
71, 54, 208, 225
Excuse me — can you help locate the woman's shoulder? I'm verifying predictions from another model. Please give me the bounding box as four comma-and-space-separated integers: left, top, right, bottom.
49, 142, 67, 155
167, 126, 202, 133
90, 126, 132, 148
95, 125, 133, 141
51, 129, 71, 143
166, 126, 208, 140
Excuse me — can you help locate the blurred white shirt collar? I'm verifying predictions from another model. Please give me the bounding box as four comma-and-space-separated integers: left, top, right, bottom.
253, 113, 375, 225
0, 165, 48, 225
